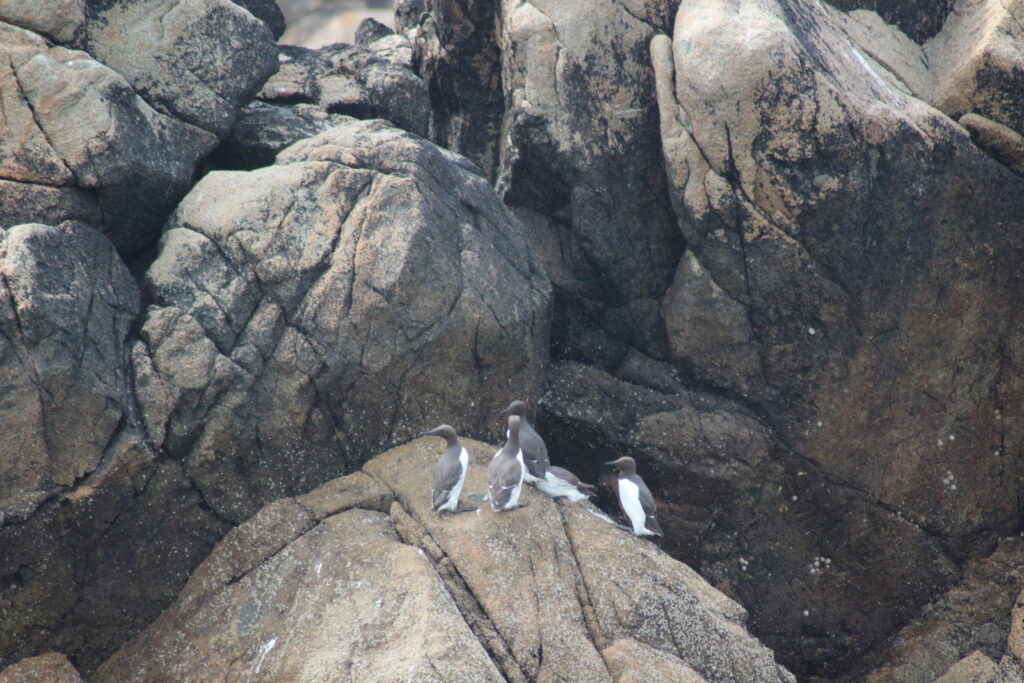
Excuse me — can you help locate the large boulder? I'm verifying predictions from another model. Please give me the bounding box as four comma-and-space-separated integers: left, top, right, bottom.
0, 0, 278, 254
134, 118, 551, 523
650, 0, 1024, 674
0, 221, 138, 522
94, 438, 794, 682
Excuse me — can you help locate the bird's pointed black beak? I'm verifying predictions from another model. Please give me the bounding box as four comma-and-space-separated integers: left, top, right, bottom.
499, 406, 511, 416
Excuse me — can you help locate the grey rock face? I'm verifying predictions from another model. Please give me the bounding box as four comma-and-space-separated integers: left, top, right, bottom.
0, 0, 277, 254
135, 118, 551, 522
0, 221, 138, 522
74, 0, 278, 140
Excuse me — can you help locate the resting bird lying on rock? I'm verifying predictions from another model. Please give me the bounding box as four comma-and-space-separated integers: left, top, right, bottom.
488, 414, 528, 511
422, 424, 477, 514
499, 399, 549, 483
536, 465, 597, 502
606, 456, 663, 536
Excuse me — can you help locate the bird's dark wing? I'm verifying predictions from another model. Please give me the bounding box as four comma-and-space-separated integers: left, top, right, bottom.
432, 448, 462, 510
519, 421, 549, 478
488, 453, 522, 509
632, 475, 664, 535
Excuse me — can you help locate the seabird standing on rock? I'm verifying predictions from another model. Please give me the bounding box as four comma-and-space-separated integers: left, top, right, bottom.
499, 400, 549, 483
488, 414, 528, 511
605, 456, 663, 536
536, 465, 597, 502
422, 424, 477, 514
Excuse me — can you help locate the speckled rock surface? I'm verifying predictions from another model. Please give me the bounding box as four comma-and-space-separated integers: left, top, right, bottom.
97, 438, 794, 682
0, 652, 82, 683
134, 118, 550, 523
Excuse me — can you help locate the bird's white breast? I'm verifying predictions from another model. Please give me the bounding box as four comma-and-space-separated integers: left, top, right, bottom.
439, 447, 469, 512
618, 478, 647, 534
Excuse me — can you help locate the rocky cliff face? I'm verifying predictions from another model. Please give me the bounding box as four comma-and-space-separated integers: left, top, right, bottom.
2, 0, 1024, 679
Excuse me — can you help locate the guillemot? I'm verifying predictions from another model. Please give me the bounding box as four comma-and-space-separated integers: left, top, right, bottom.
487, 414, 528, 511
605, 456, 662, 536
422, 424, 477, 514
499, 400, 549, 483
535, 465, 596, 502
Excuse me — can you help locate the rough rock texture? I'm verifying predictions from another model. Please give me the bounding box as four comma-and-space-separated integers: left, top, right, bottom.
0, 442, 231, 674
408, 0, 505, 181
0, 225, 227, 676
257, 42, 429, 139
0, 221, 138, 522
834, 0, 1024, 172
494, 0, 684, 363
231, 0, 287, 39
96, 439, 794, 683
645, 0, 1024, 674
134, 118, 550, 523
824, 0, 956, 43
0, 0, 277, 254
207, 101, 349, 171
850, 538, 1024, 681
538, 361, 959, 673
0, 652, 82, 683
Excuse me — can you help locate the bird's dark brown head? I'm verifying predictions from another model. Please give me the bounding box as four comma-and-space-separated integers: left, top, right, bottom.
420, 424, 458, 445
499, 400, 527, 418
604, 455, 637, 476
507, 414, 522, 434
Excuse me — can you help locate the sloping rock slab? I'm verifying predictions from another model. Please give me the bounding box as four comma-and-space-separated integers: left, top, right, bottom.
97, 439, 793, 682
94, 473, 505, 681
365, 438, 794, 683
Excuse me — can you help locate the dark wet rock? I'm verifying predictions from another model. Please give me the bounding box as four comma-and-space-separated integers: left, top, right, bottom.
852, 537, 1024, 681
410, 0, 505, 181
134, 118, 550, 522
207, 101, 348, 171
488, 0, 684, 358
538, 361, 959, 676
823, 0, 955, 43
0, 441, 230, 675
